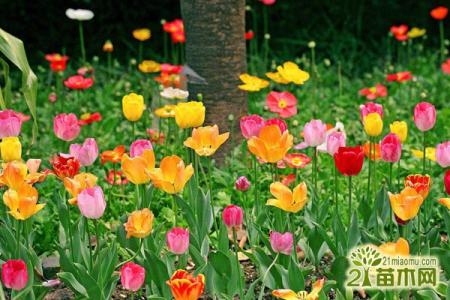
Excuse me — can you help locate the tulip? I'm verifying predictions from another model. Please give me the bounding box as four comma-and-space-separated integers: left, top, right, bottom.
273, 278, 325, 300
124, 208, 154, 239
1, 259, 28, 290
100, 145, 126, 164
0, 137, 22, 162
414, 102, 436, 132
0, 110, 22, 138
149, 155, 193, 194
404, 174, 431, 200
269, 231, 293, 255
326, 131, 346, 156
247, 125, 293, 163
69, 138, 98, 167
445, 170, 450, 195
303, 119, 327, 147
121, 149, 155, 185
378, 238, 409, 256
3, 182, 44, 220
389, 121, 408, 143
64, 75, 93, 90
235, 176, 251, 191
184, 125, 229, 156
266, 91, 298, 118
166, 270, 205, 300
360, 102, 383, 119
222, 205, 244, 229
122, 93, 145, 122
166, 227, 190, 255
50, 154, 80, 179
389, 187, 424, 224
436, 141, 450, 168
240, 115, 265, 139
130, 139, 153, 158
174, 101, 205, 129
120, 262, 145, 292
53, 113, 81, 142
265, 118, 288, 132
438, 198, 450, 209
334, 146, 364, 176
363, 113, 383, 137
266, 182, 307, 213
381, 133, 402, 163
64, 173, 98, 205
77, 186, 106, 219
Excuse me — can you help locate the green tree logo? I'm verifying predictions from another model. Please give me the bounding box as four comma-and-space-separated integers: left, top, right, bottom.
349, 245, 382, 287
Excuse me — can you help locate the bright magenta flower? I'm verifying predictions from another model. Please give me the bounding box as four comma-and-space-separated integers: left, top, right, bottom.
222, 205, 243, 229
360, 102, 384, 119
266, 91, 297, 118
1, 259, 28, 291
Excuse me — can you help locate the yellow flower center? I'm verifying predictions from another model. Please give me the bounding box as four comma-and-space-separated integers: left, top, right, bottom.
369, 87, 376, 93
278, 99, 287, 109
292, 157, 302, 166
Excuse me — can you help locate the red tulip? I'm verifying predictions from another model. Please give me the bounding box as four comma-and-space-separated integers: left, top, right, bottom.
1, 259, 28, 291
445, 170, 450, 195
334, 146, 364, 176
50, 154, 80, 179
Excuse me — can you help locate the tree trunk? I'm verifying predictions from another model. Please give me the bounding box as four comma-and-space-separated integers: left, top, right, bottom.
181, 0, 247, 163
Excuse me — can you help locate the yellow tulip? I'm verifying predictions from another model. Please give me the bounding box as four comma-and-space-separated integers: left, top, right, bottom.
238, 74, 269, 91
0, 161, 46, 187
266, 71, 289, 84
407, 27, 426, 39
378, 238, 410, 256
102, 40, 113, 52
276, 61, 310, 85
438, 198, 450, 209
132, 28, 151, 41
174, 101, 205, 129
149, 155, 194, 194
3, 182, 44, 220
154, 105, 176, 118
121, 149, 155, 185
138, 60, 161, 73
1, 137, 22, 162
272, 278, 324, 300
266, 182, 308, 213
388, 187, 424, 222
122, 93, 145, 122
390, 121, 408, 143
124, 208, 154, 238
411, 147, 436, 161
247, 125, 293, 163
184, 125, 229, 156
363, 113, 383, 137
64, 173, 98, 205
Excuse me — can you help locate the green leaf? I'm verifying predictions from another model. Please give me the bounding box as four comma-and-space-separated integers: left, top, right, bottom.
58, 272, 88, 297
348, 212, 361, 250
209, 251, 232, 276
287, 258, 304, 291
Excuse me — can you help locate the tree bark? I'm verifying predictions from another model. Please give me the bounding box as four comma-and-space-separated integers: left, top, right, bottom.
181, 0, 247, 163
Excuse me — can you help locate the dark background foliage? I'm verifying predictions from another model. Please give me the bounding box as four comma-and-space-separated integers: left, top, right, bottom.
0, 0, 449, 70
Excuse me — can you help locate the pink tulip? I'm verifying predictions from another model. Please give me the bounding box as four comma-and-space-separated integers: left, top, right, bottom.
436, 141, 450, 168
240, 115, 265, 139
130, 139, 153, 158
0, 110, 22, 138
120, 262, 145, 292
1, 259, 28, 291
222, 205, 243, 229
414, 102, 436, 132
265, 118, 288, 133
380, 133, 402, 163
166, 227, 190, 255
70, 138, 98, 166
360, 102, 383, 119
53, 113, 81, 141
303, 119, 327, 147
266, 91, 297, 118
269, 231, 293, 255
77, 186, 106, 219
235, 176, 251, 192
326, 131, 346, 156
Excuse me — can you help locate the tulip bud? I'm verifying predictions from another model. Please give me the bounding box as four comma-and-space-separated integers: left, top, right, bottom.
130, 139, 153, 158
122, 93, 145, 122
166, 227, 190, 255
77, 186, 106, 219
364, 113, 383, 137
235, 176, 251, 192
174, 101, 205, 129
326, 131, 346, 156
381, 133, 402, 163
222, 205, 243, 229
303, 119, 327, 147
70, 138, 98, 167
389, 121, 408, 143
240, 115, 265, 139
0, 110, 22, 138
1, 259, 28, 291
436, 141, 450, 168
0, 137, 22, 162
120, 262, 145, 292
414, 102, 436, 132
445, 170, 450, 196
102, 40, 113, 52
53, 113, 81, 141
269, 231, 293, 255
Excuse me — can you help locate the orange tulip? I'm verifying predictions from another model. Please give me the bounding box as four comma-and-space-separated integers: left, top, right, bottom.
149, 155, 193, 194
184, 125, 229, 156
3, 182, 44, 220
0, 161, 47, 188
124, 208, 154, 239
248, 125, 293, 163
404, 174, 431, 199
363, 141, 381, 161
388, 187, 424, 223
266, 181, 308, 213
272, 278, 324, 300
63, 173, 98, 205
378, 238, 410, 256
121, 150, 155, 185
100, 145, 126, 164
166, 269, 205, 300
438, 198, 450, 209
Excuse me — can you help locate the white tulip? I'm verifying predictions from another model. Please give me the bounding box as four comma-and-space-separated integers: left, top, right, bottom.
160, 87, 189, 100
65, 8, 94, 21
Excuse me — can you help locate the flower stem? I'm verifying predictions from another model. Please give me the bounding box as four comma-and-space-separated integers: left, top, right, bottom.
232, 228, 244, 299
258, 253, 279, 300
172, 194, 178, 227
334, 164, 338, 215
116, 239, 143, 269
367, 138, 372, 203
85, 218, 93, 270
94, 220, 100, 258
348, 176, 353, 225
422, 131, 426, 175
16, 220, 21, 258
78, 21, 86, 64
389, 162, 393, 189
439, 20, 445, 63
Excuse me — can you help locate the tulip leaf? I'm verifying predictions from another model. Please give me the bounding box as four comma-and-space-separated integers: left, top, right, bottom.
287, 257, 304, 291
348, 212, 361, 250
58, 272, 88, 297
